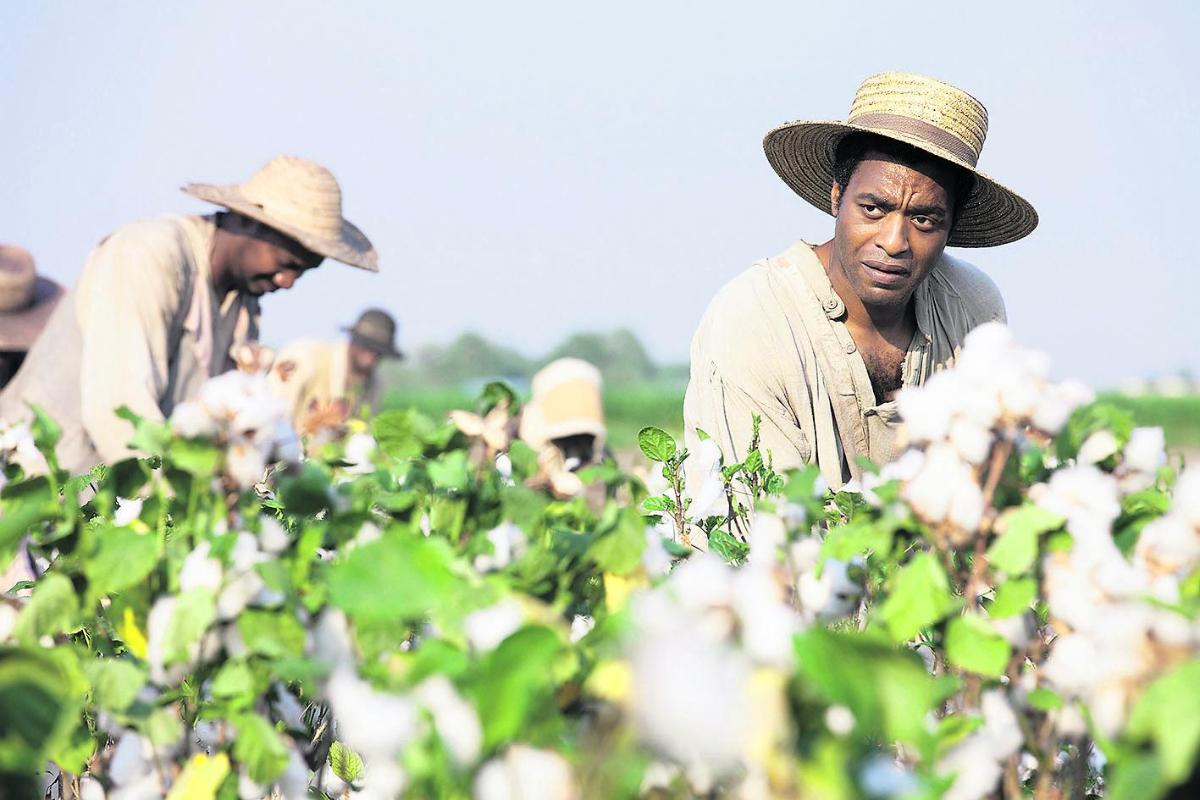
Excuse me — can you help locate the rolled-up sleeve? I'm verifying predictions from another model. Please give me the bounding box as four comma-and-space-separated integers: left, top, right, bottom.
76, 228, 186, 462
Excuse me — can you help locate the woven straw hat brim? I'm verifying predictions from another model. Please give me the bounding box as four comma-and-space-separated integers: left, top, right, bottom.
182, 183, 379, 271
763, 120, 1038, 248
0, 277, 64, 351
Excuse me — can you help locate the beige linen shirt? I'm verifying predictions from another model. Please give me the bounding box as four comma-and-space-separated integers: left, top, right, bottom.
683, 241, 1005, 490
269, 339, 373, 432
0, 215, 259, 473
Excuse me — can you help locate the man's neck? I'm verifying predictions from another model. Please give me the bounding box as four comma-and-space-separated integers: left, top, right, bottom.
208, 226, 236, 295
813, 241, 914, 340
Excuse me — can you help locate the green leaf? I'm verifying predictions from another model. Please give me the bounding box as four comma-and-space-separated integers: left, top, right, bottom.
1125, 659, 1200, 784
987, 505, 1064, 575
1026, 687, 1063, 711
167, 437, 222, 477
232, 713, 290, 783
28, 405, 62, 453
945, 614, 1011, 678
328, 741, 365, 783
823, 519, 895, 562
86, 526, 158, 599
0, 648, 82, 770
373, 409, 436, 460
428, 450, 470, 491
877, 553, 959, 643
237, 610, 306, 659
329, 533, 462, 624
278, 464, 332, 516
211, 661, 256, 703
14, 574, 79, 643
115, 406, 171, 454
642, 496, 675, 513
793, 628, 938, 744
637, 427, 676, 463
85, 659, 146, 712
586, 508, 646, 575
988, 577, 1037, 619
471, 625, 563, 748
165, 590, 217, 666
708, 529, 748, 564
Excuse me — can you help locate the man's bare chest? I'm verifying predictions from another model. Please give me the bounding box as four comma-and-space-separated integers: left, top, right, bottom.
858, 339, 908, 404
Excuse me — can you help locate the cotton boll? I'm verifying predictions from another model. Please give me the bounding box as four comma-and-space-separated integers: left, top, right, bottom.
309, 609, 355, 670
1135, 515, 1200, 577
474, 522, 528, 573
358, 756, 408, 800
949, 418, 994, 466
1123, 427, 1166, 474
1077, 430, 1119, 466
180, 542, 223, 593
170, 401, 217, 439
473, 745, 578, 800
747, 513, 786, 569
667, 553, 733, 612
327, 669, 421, 760
896, 371, 958, 444
859, 754, 918, 798
78, 776, 106, 800
0, 604, 19, 643
1042, 634, 1101, 696
938, 734, 1004, 800
824, 705, 855, 736
629, 626, 751, 773
415, 676, 483, 767
273, 747, 310, 800
1174, 468, 1200, 528
258, 516, 291, 555
226, 438, 268, 489
979, 690, 1023, 759
113, 497, 144, 527
641, 528, 674, 577
343, 431, 377, 474
990, 611, 1035, 649
570, 615, 595, 643
731, 570, 799, 667
1031, 381, 1091, 434
903, 444, 983, 533
237, 771, 267, 800
796, 558, 860, 622
463, 599, 525, 652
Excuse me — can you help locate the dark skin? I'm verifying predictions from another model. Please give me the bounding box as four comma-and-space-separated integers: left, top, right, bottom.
346, 340, 382, 391
812, 150, 959, 403
208, 213, 324, 298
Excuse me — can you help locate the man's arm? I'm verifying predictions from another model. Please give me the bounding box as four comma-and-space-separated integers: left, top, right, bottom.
682, 269, 813, 480
76, 225, 187, 462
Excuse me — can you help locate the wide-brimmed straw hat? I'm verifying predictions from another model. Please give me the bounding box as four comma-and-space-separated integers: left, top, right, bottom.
182, 155, 379, 271
341, 308, 403, 359
0, 245, 64, 351
518, 358, 606, 454
763, 72, 1038, 248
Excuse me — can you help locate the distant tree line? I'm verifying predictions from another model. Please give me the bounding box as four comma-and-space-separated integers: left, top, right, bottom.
382, 329, 688, 389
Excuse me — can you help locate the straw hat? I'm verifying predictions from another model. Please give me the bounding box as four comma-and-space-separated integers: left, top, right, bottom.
0, 245, 64, 351
519, 358, 606, 453
342, 308, 403, 359
763, 72, 1037, 248
182, 155, 379, 270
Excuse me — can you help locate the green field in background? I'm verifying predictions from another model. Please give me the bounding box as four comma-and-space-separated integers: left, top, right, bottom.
380, 383, 686, 451
381, 386, 1200, 454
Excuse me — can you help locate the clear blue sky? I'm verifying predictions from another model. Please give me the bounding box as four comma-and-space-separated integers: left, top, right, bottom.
3, 1, 1197, 386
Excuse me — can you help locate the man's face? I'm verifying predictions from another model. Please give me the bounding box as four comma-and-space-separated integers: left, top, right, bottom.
234, 225, 324, 297
348, 340, 382, 376
830, 151, 956, 309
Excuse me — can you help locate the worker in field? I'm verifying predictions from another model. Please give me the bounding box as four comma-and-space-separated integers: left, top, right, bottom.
0, 245, 63, 389
519, 357, 607, 473
269, 308, 402, 438
0, 156, 379, 474
684, 72, 1036, 492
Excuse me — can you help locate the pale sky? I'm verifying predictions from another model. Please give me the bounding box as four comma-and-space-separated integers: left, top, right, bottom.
3, 1, 1197, 386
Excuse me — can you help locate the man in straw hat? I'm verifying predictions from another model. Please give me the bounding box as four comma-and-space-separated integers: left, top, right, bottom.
269, 308, 402, 439
519, 357, 608, 473
0, 155, 378, 474
0, 245, 64, 389
684, 72, 1037, 494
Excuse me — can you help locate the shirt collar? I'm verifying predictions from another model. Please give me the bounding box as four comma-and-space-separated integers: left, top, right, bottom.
785, 240, 935, 341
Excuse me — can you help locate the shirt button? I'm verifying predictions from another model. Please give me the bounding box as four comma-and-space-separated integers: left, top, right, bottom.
824, 299, 838, 311
844, 342, 856, 354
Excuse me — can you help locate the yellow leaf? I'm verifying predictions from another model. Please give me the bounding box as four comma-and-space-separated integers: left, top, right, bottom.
121, 607, 148, 660
167, 752, 230, 800
586, 659, 632, 703
603, 572, 645, 613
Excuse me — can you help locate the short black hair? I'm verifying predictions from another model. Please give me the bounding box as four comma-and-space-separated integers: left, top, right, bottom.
832, 132, 976, 226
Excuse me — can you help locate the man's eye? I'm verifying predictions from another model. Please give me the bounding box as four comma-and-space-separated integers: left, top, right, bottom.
913, 215, 940, 230
860, 204, 882, 217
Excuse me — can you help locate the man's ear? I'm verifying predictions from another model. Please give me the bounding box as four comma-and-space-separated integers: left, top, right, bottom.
830, 183, 842, 217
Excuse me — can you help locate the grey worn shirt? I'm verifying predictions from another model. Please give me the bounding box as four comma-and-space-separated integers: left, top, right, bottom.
683, 241, 1006, 490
